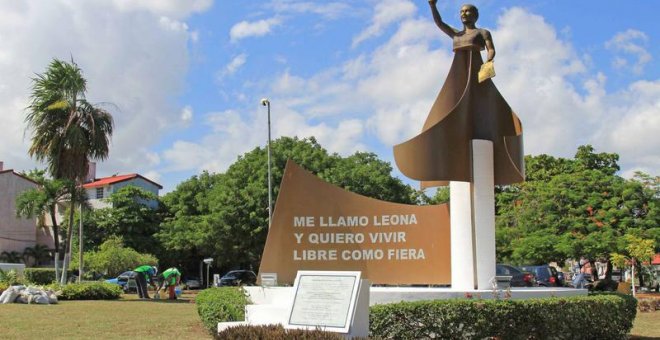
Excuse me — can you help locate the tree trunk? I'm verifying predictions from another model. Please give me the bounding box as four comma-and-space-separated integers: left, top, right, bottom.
60, 196, 76, 285
78, 204, 83, 283
638, 261, 645, 289
49, 206, 61, 283
605, 260, 613, 281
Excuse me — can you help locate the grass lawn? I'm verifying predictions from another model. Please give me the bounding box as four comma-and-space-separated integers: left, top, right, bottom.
631, 312, 660, 339
0, 291, 212, 340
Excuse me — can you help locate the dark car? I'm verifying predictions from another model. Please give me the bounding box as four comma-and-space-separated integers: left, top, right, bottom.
520, 265, 563, 287
183, 276, 202, 290
218, 270, 257, 287
496, 264, 536, 287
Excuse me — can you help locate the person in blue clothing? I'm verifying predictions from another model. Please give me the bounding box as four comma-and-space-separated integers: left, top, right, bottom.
134, 265, 157, 299
572, 257, 587, 289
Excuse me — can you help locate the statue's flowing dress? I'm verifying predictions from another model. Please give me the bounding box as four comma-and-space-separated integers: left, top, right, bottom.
394, 28, 524, 188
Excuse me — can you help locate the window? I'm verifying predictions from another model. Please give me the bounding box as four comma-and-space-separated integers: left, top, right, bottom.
96, 187, 104, 199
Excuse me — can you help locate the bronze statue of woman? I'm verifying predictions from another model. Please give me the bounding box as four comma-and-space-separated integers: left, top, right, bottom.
393, 0, 524, 188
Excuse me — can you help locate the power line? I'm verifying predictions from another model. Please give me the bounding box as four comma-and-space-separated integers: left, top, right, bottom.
0, 235, 34, 243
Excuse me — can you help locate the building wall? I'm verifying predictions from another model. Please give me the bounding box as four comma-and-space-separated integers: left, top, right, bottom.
0, 172, 39, 254
87, 177, 160, 209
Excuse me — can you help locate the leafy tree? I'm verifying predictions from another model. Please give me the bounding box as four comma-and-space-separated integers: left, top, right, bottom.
158, 136, 417, 273
25, 58, 114, 283
422, 187, 450, 205
496, 145, 658, 275
322, 152, 418, 203
72, 236, 157, 277
81, 185, 164, 255
611, 234, 656, 296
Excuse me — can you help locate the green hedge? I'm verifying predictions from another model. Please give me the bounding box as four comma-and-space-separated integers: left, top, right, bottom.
370, 293, 637, 340
24, 268, 74, 285
215, 324, 347, 340
57, 282, 123, 300
196, 287, 251, 333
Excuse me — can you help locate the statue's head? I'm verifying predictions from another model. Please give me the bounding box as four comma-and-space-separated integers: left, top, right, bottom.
460, 4, 479, 24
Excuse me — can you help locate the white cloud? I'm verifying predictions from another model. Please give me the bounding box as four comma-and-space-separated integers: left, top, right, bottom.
492, 8, 658, 174
180, 105, 193, 124
159, 16, 188, 32
605, 29, 652, 75
269, 0, 351, 19
163, 140, 216, 172
0, 0, 202, 179
161, 105, 368, 174
352, 0, 416, 48
143, 170, 162, 185
230, 18, 282, 42
598, 80, 660, 173
108, 0, 212, 19
218, 54, 248, 80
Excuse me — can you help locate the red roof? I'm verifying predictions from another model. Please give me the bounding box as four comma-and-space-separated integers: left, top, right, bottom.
83, 173, 162, 189
653, 253, 660, 266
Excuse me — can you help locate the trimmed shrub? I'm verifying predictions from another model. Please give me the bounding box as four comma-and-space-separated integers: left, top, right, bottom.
0, 268, 24, 286
0, 281, 8, 293
24, 268, 74, 285
215, 324, 347, 340
57, 282, 123, 300
370, 293, 636, 340
196, 287, 251, 333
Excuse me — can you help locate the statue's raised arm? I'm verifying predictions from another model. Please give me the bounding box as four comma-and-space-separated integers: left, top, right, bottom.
428, 0, 458, 38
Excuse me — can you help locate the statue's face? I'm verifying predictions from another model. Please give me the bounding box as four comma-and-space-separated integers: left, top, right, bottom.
460, 5, 477, 24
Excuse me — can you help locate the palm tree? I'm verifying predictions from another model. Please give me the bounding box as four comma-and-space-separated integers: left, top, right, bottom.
25, 58, 114, 284
22, 246, 36, 266
0, 251, 23, 264
16, 170, 69, 274
21, 244, 53, 267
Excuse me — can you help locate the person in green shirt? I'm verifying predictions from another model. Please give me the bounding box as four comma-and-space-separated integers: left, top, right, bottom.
158, 267, 182, 300
133, 265, 157, 299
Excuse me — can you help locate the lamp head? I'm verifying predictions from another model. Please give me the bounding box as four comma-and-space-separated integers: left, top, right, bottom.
261, 98, 270, 106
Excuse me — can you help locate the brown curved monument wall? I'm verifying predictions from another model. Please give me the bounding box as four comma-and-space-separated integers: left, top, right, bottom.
258, 160, 451, 285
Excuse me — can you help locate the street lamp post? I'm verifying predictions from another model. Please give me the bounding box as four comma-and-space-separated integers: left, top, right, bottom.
261, 98, 272, 228
203, 258, 214, 288
78, 203, 83, 283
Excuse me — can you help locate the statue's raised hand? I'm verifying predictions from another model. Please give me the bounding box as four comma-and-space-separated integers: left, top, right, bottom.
428, 0, 437, 5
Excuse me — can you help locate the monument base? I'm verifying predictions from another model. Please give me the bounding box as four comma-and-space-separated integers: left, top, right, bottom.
219, 286, 587, 334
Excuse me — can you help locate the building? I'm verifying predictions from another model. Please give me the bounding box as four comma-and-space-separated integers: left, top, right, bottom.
82, 173, 163, 209
0, 162, 48, 254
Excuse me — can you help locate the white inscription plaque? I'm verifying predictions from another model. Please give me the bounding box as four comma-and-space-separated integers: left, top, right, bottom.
287, 271, 361, 333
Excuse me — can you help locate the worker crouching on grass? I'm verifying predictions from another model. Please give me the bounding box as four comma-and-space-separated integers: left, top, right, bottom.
134, 265, 158, 299
158, 267, 182, 300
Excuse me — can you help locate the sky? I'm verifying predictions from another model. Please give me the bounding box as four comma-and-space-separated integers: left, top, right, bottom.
0, 0, 658, 193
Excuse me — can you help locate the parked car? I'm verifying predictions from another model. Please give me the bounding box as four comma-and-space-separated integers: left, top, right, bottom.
496, 264, 536, 288
520, 265, 564, 287
183, 276, 202, 290
218, 270, 257, 287
105, 271, 137, 293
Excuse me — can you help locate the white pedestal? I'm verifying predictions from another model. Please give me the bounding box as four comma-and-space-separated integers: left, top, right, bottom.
450, 181, 475, 290
472, 140, 496, 290
449, 140, 495, 290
